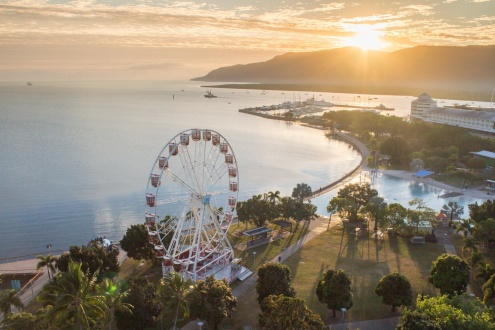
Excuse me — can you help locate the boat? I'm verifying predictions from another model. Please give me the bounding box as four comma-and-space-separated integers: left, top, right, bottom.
26, 82, 32, 86
374, 103, 395, 111
204, 90, 217, 98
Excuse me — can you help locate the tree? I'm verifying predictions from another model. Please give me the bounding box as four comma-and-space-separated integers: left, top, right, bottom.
469, 200, 495, 223
36, 254, 58, 281
115, 277, 162, 330
0, 289, 24, 315
456, 219, 474, 238
384, 203, 408, 231
475, 262, 495, 282
482, 273, 495, 304
466, 157, 486, 170
98, 278, 133, 330
410, 158, 424, 172
429, 254, 470, 296
56, 244, 119, 279
158, 272, 193, 330
120, 224, 155, 261
473, 218, 495, 247
1, 312, 37, 330
375, 273, 413, 311
316, 269, 353, 317
379, 136, 410, 164
187, 276, 237, 330
327, 183, 378, 222
408, 198, 436, 234
442, 201, 464, 222
267, 190, 281, 204
397, 310, 441, 330
291, 183, 312, 202
462, 237, 479, 255
36, 262, 106, 329
467, 251, 484, 267
236, 195, 277, 227
399, 294, 495, 330
256, 262, 296, 305
363, 196, 388, 231
258, 295, 324, 330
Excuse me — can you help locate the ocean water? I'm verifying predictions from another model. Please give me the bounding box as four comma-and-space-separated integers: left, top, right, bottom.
0, 81, 488, 259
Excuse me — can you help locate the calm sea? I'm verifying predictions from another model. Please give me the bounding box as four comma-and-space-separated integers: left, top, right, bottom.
0, 81, 489, 259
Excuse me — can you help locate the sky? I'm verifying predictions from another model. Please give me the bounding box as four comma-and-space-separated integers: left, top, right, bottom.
0, 0, 494, 81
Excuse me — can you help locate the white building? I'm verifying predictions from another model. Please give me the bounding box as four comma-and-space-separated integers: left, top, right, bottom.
411, 93, 437, 120
410, 94, 495, 134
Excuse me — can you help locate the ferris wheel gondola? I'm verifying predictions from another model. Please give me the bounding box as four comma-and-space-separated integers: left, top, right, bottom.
145, 128, 239, 282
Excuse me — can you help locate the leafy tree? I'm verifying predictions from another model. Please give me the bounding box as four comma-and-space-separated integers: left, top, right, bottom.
98, 278, 133, 330
120, 224, 155, 261
0, 289, 24, 315
397, 310, 441, 330
36, 262, 106, 329
375, 273, 413, 311
56, 244, 119, 279
158, 272, 193, 330
188, 276, 237, 330
0, 312, 37, 330
408, 198, 436, 234
442, 201, 464, 222
363, 196, 387, 231
258, 295, 324, 330
327, 183, 378, 222
384, 203, 408, 230
236, 195, 277, 227
429, 254, 470, 296
256, 262, 296, 305
379, 136, 410, 164
316, 269, 353, 317
36, 254, 58, 281
115, 277, 162, 330
473, 218, 495, 247
291, 183, 312, 202
399, 294, 495, 330
467, 251, 484, 267
410, 158, 425, 172
482, 273, 495, 304
469, 200, 495, 223
466, 157, 486, 170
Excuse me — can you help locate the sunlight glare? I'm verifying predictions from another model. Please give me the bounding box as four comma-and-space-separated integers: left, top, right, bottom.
344, 25, 384, 50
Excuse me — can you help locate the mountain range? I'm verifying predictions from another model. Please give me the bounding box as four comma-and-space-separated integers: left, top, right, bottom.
192, 46, 495, 100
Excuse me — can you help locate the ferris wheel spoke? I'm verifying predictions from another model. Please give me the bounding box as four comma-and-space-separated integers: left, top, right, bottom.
163, 168, 199, 196
181, 144, 203, 194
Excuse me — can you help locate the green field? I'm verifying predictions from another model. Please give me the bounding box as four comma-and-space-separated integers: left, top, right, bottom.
225, 224, 445, 329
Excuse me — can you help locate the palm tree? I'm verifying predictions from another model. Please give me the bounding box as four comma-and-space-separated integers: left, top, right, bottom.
462, 237, 479, 255
36, 254, 58, 280
456, 219, 474, 238
475, 262, 495, 282
468, 251, 484, 267
267, 191, 281, 205
442, 201, 464, 222
36, 262, 107, 329
158, 272, 193, 330
98, 278, 133, 330
0, 289, 24, 315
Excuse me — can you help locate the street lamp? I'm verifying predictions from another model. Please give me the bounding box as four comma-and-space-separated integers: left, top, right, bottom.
47, 243, 52, 255
341, 308, 347, 322
197, 321, 204, 330
444, 233, 447, 244
253, 252, 257, 265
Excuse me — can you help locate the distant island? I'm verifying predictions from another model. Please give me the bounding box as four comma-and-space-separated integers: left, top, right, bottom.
192, 45, 495, 101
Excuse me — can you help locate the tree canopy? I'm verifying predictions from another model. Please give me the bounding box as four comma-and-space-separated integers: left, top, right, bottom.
256, 262, 296, 305
56, 244, 119, 279
429, 254, 470, 296
120, 224, 155, 261
236, 194, 277, 227
375, 272, 413, 311
258, 295, 324, 330
316, 269, 353, 317
327, 183, 378, 222
398, 294, 495, 330
188, 276, 237, 330
291, 183, 312, 201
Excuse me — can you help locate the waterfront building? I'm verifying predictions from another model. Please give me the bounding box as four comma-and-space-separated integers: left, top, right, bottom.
410, 94, 495, 134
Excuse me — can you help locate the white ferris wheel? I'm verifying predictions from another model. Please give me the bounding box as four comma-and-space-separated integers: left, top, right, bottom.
145, 128, 239, 282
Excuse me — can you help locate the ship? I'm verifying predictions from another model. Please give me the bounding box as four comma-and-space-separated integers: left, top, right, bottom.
374, 103, 395, 111
204, 90, 217, 98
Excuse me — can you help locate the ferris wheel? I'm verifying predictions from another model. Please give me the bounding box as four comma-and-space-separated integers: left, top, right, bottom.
145, 128, 239, 282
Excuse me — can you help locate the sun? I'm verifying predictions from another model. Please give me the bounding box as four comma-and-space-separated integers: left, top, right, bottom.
344, 25, 385, 50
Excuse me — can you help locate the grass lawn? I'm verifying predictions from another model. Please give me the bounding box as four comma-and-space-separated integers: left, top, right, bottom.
226, 224, 445, 329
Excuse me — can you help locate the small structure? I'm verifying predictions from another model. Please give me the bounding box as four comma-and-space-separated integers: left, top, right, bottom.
410, 236, 426, 244
436, 212, 448, 220
415, 169, 434, 178
470, 150, 495, 167
243, 227, 272, 246
273, 220, 293, 233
